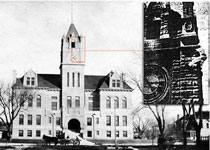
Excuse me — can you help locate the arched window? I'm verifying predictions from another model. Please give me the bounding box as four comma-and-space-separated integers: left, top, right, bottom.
106, 97, 111, 108
122, 97, 127, 108
36, 95, 41, 107
28, 95, 33, 107
114, 97, 119, 108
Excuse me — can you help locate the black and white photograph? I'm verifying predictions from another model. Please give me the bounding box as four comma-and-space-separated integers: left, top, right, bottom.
144, 2, 208, 105
0, 1, 209, 150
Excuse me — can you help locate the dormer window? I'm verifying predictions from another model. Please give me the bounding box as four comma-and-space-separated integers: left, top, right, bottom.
26, 77, 35, 86
31, 77, 35, 85
24, 70, 37, 87
112, 79, 120, 88
112, 80, 116, 87
27, 77, 30, 85
116, 80, 120, 87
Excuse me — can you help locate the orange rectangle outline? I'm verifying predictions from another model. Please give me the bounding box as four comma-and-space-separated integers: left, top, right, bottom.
70, 36, 86, 63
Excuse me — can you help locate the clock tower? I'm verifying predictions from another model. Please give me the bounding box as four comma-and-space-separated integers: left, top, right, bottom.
60, 23, 85, 133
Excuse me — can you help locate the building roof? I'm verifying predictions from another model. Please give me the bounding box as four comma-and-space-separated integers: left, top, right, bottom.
85, 75, 132, 90
176, 111, 210, 122
67, 23, 79, 37
13, 74, 61, 89
13, 74, 132, 90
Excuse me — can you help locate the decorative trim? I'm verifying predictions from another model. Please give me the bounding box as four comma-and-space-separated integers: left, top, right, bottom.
13, 86, 61, 91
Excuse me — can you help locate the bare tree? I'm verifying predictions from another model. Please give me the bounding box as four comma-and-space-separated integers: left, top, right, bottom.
120, 50, 167, 145
147, 104, 166, 143
182, 100, 204, 146
0, 83, 33, 141
133, 113, 151, 139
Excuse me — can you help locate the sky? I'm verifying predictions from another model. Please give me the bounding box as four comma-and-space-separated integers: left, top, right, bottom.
0, 1, 209, 120
0, 1, 142, 81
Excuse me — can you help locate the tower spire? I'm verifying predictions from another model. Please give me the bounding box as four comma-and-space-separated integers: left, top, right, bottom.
71, 3, 73, 23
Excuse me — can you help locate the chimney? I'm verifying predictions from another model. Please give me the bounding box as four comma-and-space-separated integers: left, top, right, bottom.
13, 70, 17, 84
120, 73, 125, 88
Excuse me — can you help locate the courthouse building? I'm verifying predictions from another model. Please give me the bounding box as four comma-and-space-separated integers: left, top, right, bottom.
12, 23, 133, 140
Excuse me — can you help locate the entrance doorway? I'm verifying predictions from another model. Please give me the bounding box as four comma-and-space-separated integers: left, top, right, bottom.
68, 119, 81, 133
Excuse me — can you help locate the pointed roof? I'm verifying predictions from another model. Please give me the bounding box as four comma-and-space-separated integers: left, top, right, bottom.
67, 23, 79, 37
13, 74, 61, 89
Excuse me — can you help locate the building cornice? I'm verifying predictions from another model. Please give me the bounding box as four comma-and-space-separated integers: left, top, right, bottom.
13, 86, 61, 91
84, 88, 133, 92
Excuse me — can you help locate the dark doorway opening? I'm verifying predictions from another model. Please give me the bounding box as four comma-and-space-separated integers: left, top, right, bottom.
68, 119, 81, 133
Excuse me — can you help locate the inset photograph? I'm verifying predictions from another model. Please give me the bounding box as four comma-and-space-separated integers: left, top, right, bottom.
144, 2, 208, 104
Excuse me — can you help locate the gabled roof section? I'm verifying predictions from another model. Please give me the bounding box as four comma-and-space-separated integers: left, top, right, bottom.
13, 74, 61, 89
85, 75, 105, 89
38, 74, 61, 88
67, 23, 79, 37
85, 74, 132, 90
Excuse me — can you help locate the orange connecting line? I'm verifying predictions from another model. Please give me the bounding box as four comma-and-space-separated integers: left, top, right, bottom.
70, 36, 143, 63
86, 50, 143, 52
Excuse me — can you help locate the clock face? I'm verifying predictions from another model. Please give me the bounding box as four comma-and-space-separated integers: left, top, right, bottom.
72, 55, 77, 61
144, 65, 169, 104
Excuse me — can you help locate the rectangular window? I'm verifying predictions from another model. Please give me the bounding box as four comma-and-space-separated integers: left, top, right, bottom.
28, 115, 32, 125
112, 80, 116, 87
87, 117, 92, 126
71, 42, 75, 48
36, 115, 41, 125
19, 130, 23, 137
36, 96, 41, 107
87, 131, 92, 137
106, 99, 111, 108
27, 77, 30, 85
36, 130, 41, 137
51, 96, 57, 100
115, 116, 119, 126
114, 99, 119, 108
56, 117, 61, 126
67, 96, 72, 108
123, 116, 127, 126
72, 73, 75, 87
116, 131, 119, 137
116, 80, 120, 87
207, 123, 209, 129
67, 72, 69, 87
122, 99, 127, 108
19, 114, 24, 125
107, 131, 111, 137
96, 118, 99, 124
51, 102, 57, 110
106, 116, 111, 126
27, 130, 32, 137
88, 97, 93, 110
31, 77, 35, 85
28, 95, 33, 107
49, 117, 52, 123
49, 130, 51, 135
77, 73, 80, 87
75, 96, 80, 107
123, 131, 127, 137
96, 131, 99, 135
